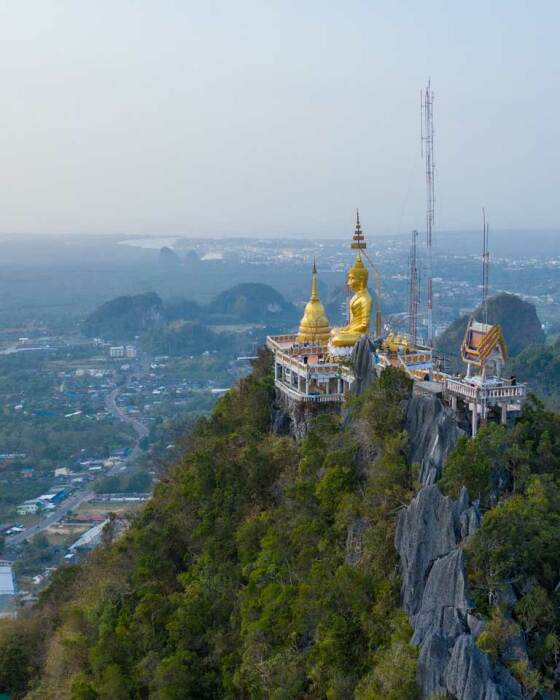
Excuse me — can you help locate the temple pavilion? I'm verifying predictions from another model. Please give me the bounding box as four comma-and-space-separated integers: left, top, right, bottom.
267, 214, 526, 437
267, 214, 434, 405
442, 317, 527, 436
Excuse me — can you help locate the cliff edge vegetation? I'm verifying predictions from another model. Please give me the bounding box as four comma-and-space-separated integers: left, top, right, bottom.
0, 353, 418, 700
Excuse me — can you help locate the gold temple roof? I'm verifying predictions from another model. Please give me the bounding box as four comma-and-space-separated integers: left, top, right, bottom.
461, 319, 508, 367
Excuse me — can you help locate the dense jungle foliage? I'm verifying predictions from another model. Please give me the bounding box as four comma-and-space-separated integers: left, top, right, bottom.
441, 395, 560, 694
3, 346, 560, 699
0, 353, 418, 700
510, 338, 560, 409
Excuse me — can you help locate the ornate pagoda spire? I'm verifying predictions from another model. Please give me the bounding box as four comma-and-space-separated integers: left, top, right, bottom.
351, 209, 367, 251
297, 260, 331, 344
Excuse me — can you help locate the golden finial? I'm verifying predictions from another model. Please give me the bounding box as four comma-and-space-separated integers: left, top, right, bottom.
351, 208, 366, 250
310, 258, 319, 300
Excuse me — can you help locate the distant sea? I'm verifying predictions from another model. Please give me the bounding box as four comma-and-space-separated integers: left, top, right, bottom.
118, 237, 178, 249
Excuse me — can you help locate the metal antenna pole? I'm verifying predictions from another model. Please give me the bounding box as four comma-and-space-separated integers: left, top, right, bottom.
408, 230, 419, 344
421, 81, 435, 346
482, 208, 489, 325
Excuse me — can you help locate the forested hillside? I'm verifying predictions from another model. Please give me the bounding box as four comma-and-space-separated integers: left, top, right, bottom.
0, 353, 417, 699
510, 338, 560, 409
440, 397, 560, 694
2, 352, 560, 699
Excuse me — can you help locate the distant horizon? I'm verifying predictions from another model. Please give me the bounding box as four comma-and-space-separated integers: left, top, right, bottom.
1, 226, 559, 241
1, 3, 560, 236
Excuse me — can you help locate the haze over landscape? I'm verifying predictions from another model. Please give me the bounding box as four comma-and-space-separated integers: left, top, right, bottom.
1, 1, 560, 237
3, 4, 560, 700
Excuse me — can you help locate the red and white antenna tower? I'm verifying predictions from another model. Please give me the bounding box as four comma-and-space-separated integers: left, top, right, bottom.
482, 208, 490, 325
421, 81, 435, 346
408, 230, 420, 344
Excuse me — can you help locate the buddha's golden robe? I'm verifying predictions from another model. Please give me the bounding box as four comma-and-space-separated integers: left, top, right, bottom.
330, 288, 372, 347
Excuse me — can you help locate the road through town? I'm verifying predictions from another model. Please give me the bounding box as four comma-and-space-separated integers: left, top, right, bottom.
7, 373, 149, 548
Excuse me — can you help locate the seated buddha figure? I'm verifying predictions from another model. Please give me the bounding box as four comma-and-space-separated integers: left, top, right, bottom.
330, 253, 372, 347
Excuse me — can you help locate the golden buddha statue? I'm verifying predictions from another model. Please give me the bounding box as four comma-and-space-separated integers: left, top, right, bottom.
330, 253, 372, 347
296, 261, 331, 344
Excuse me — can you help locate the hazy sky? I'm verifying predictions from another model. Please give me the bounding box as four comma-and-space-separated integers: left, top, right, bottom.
0, 1, 559, 237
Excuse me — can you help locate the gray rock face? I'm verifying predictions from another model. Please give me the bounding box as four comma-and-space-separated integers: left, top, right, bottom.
350, 335, 377, 396
271, 390, 339, 439
405, 394, 464, 484
396, 484, 523, 699
446, 635, 501, 700
395, 485, 466, 616
412, 549, 471, 645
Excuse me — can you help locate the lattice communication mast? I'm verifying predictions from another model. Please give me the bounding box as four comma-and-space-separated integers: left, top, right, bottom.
408, 230, 420, 344
482, 208, 490, 325
421, 81, 435, 346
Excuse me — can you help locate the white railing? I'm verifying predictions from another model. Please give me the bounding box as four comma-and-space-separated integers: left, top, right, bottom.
276, 353, 341, 377
267, 334, 297, 350
275, 380, 344, 403
443, 377, 526, 403
483, 384, 526, 400
444, 377, 479, 400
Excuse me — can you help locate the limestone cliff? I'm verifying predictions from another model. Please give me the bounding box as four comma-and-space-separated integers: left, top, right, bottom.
398, 395, 525, 699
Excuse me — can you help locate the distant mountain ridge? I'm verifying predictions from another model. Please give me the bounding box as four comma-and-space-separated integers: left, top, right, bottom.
207, 283, 297, 323
82, 291, 163, 339
83, 283, 297, 341
437, 293, 544, 369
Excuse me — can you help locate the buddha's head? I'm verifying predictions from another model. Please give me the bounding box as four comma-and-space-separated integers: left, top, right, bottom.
347, 253, 368, 292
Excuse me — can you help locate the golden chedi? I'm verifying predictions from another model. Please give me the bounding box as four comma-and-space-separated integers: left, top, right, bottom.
297, 261, 331, 344
330, 253, 372, 347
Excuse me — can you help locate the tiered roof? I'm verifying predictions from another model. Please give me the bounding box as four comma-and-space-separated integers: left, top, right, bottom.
461, 319, 507, 367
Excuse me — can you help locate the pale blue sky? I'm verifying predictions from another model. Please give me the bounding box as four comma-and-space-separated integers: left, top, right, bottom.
0, 1, 558, 237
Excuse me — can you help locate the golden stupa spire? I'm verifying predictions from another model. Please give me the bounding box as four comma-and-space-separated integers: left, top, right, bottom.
297, 260, 331, 344
310, 258, 319, 300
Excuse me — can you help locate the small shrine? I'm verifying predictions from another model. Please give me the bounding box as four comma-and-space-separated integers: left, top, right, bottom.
442, 317, 526, 436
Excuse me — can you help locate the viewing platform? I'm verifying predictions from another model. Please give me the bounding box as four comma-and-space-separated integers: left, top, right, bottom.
439, 318, 527, 436
443, 375, 526, 436
267, 334, 354, 404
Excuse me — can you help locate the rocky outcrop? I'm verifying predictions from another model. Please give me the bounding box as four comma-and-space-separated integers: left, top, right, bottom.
350, 335, 377, 396
395, 485, 477, 618
271, 390, 339, 440
405, 394, 464, 484
396, 484, 523, 699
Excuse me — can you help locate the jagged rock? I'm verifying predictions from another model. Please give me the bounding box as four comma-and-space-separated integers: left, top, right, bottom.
412, 549, 471, 645
460, 503, 481, 539
395, 485, 463, 616
445, 635, 523, 700
412, 606, 468, 647
350, 335, 377, 396
416, 634, 453, 698
345, 517, 370, 566
446, 635, 501, 699
271, 404, 291, 436
405, 394, 464, 484
271, 389, 339, 439
396, 484, 521, 699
